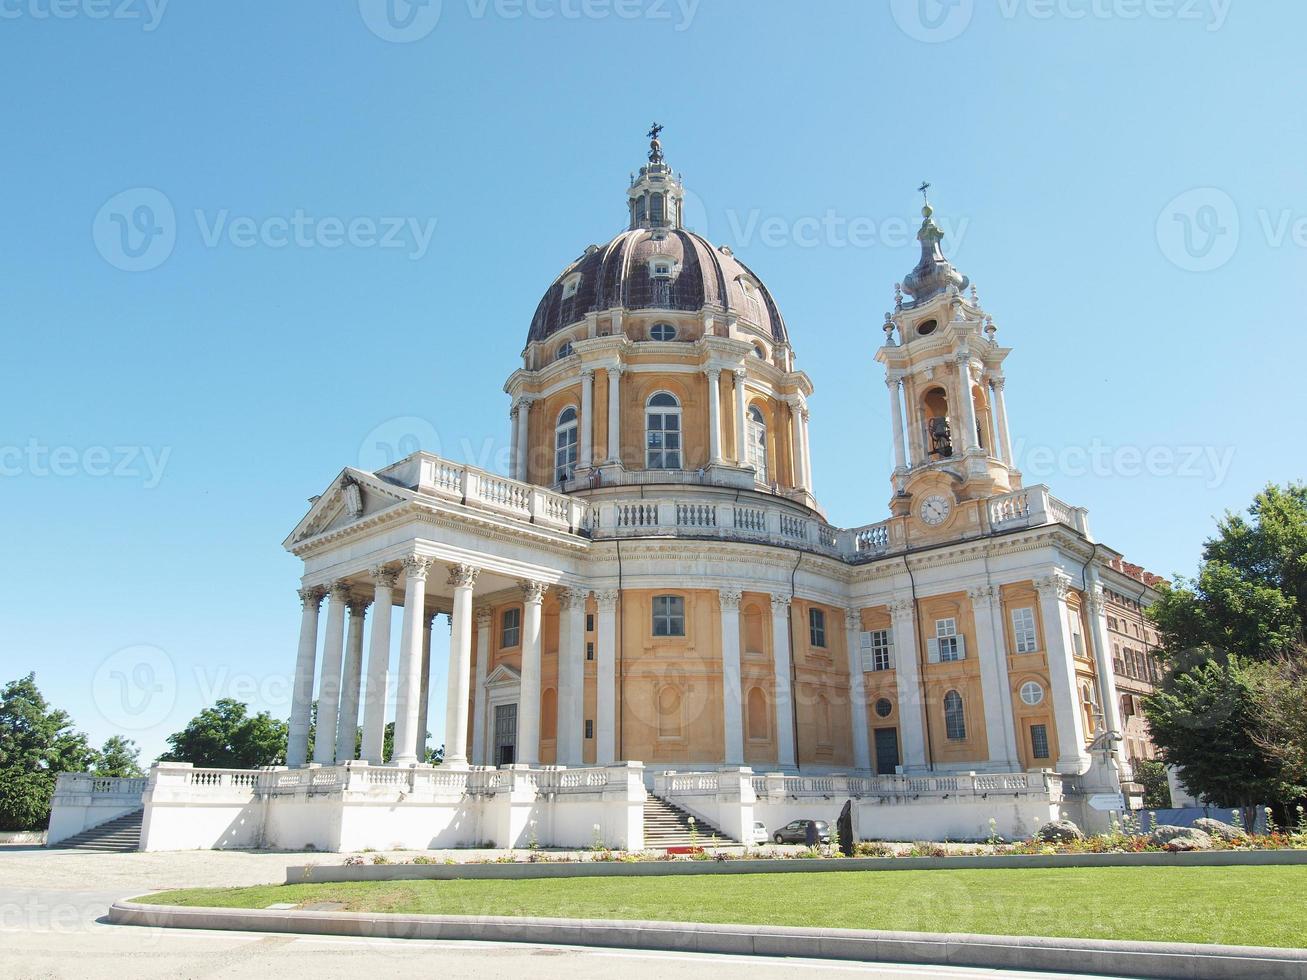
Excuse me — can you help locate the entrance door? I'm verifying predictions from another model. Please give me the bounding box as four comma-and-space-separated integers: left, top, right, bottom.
494, 703, 518, 767
874, 727, 900, 775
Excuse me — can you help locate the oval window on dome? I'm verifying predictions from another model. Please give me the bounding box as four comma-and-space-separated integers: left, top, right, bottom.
556, 341, 574, 360
916, 319, 938, 336
650, 323, 676, 342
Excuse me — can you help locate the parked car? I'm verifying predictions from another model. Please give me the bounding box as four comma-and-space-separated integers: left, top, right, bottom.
750, 820, 769, 845
773, 819, 830, 845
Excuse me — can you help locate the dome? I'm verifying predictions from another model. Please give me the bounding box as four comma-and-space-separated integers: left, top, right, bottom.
527, 227, 789, 345
527, 126, 788, 347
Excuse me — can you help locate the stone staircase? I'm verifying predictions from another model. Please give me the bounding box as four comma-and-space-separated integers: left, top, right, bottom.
52, 809, 143, 852
642, 795, 734, 849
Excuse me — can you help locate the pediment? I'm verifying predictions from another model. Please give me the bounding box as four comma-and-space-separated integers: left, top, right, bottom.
283, 468, 411, 549
484, 663, 521, 688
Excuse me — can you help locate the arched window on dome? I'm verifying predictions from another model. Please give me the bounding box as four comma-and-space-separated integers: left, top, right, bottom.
554, 406, 579, 484
555, 340, 574, 360
645, 392, 681, 469
751, 342, 767, 359
943, 690, 966, 741
747, 405, 768, 484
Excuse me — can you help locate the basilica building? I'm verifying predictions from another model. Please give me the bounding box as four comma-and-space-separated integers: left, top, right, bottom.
50, 131, 1162, 852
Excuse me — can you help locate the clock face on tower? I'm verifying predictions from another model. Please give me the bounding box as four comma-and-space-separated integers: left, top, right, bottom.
920, 493, 953, 526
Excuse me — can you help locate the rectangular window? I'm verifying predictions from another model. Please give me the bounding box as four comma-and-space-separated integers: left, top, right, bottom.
1030, 723, 1050, 760
1011, 607, 1038, 654
1068, 612, 1086, 657
584, 720, 594, 740
861, 629, 893, 672
935, 618, 962, 662
652, 595, 686, 637
586, 641, 595, 662
586, 613, 595, 633
808, 607, 827, 648
501, 607, 521, 648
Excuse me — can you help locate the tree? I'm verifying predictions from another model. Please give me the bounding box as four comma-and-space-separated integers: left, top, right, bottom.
1248, 649, 1307, 787
1144, 484, 1307, 810
159, 699, 289, 769
0, 674, 96, 830
93, 735, 143, 777
1132, 759, 1172, 809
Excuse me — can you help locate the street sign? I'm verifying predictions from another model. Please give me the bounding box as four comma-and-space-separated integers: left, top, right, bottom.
1088, 793, 1126, 811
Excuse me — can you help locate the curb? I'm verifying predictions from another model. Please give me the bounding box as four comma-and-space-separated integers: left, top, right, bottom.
108, 901, 1307, 980
287, 848, 1307, 883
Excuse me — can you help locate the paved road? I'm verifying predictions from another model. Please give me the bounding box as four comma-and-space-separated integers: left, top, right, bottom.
0, 847, 1133, 979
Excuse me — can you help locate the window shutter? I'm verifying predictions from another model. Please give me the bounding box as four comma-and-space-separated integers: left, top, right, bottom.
926, 638, 940, 664
955, 635, 967, 660
859, 631, 872, 672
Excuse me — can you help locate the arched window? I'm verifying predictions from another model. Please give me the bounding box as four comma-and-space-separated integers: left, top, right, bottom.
944, 690, 966, 741
747, 405, 768, 483
555, 406, 578, 483
747, 687, 768, 740
751, 342, 767, 359
645, 392, 681, 469
555, 340, 574, 360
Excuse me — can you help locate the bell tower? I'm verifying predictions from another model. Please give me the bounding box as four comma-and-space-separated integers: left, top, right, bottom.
875, 187, 1021, 540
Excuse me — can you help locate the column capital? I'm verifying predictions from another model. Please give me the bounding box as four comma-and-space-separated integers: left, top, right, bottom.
1035, 573, 1073, 601
595, 589, 620, 610
845, 608, 863, 632
991, 376, 1007, 391
607, 362, 625, 377
967, 585, 996, 606
474, 605, 493, 627
733, 367, 748, 381
327, 580, 353, 602
704, 366, 722, 380
423, 609, 439, 629
297, 585, 326, 609
1086, 583, 1108, 614
370, 565, 400, 589
581, 367, 595, 379
558, 588, 589, 609
718, 588, 743, 609
885, 374, 904, 389
401, 554, 435, 582
888, 597, 915, 619
519, 579, 548, 604
769, 593, 791, 612
447, 563, 480, 590
348, 597, 372, 617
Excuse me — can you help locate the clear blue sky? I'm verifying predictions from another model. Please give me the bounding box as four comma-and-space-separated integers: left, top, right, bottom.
2, 0, 1302, 762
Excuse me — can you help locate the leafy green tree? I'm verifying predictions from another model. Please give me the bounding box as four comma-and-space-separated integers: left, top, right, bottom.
1248, 649, 1307, 787
93, 735, 143, 777
160, 699, 288, 769
0, 674, 96, 830
1130, 760, 1172, 808
1144, 484, 1307, 810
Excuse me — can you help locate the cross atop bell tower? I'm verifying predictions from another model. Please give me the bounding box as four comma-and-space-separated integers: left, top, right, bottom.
629, 123, 683, 230
874, 189, 1020, 532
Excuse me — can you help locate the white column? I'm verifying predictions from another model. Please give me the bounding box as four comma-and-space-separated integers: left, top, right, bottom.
287, 586, 324, 768
957, 354, 979, 453
595, 589, 619, 764
335, 598, 369, 763
361, 567, 396, 765
1037, 574, 1091, 774
392, 554, 433, 766
605, 365, 622, 465
992, 377, 1013, 466
415, 610, 436, 763
557, 589, 587, 766
787, 399, 809, 489
1087, 570, 1129, 771
470, 607, 492, 766
800, 406, 813, 490
508, 403, 521, 479
705, 368, 723, 465
514, 399, 530, 483
770, 594, 796, 769
889, 598, 928, 771
969, 586, 1020, 771
888, 376, 908, 470
719, 589, 744, 766
516, 580, 546, 766
579, 369, 595, 469
443, 564, 479, 769
313, 582, 351, 765
733, 369, 748, 467
844, 609, 871, 772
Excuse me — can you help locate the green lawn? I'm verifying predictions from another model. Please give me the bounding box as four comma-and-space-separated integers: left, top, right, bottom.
138, 866, 1307, 948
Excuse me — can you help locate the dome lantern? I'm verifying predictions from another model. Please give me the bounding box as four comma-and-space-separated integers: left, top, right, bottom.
628, 122, 684, 231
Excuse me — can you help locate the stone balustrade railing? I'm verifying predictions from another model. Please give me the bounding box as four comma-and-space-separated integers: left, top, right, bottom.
376, 452, 1092, 559
52, 773, 148, 799
735, 770, 1064, 801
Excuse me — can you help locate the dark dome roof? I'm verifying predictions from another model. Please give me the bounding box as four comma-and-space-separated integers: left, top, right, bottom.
528, 227, 789, 345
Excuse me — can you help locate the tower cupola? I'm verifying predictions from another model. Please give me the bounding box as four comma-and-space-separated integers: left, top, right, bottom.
628, 122, 685, 231
901, 183, 970, 306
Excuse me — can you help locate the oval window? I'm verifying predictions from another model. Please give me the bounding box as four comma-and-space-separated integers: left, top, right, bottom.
875, 698, 893, 718
917, 319, 938, 336
1020, 681, 1045, 706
